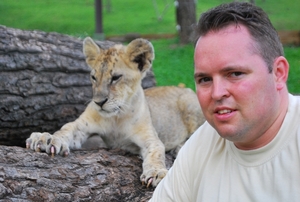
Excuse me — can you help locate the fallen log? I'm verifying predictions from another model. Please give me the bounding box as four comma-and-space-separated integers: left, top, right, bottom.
0, 145, 174, 201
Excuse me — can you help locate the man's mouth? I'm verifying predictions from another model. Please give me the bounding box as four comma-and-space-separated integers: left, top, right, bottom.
217, 109, 233, 114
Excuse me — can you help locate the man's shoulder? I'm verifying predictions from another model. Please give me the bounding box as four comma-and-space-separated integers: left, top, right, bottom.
281, 94, 300, 137
183, 122, 224, 152
290, 93, 300, 102
288, 94, 300, 114
189, 122, 218, 140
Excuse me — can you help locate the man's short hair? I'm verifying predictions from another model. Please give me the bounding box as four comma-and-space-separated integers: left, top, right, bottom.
194, 2, 283, 72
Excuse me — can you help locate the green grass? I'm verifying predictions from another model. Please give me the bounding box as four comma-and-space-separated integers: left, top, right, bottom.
0, 0, 95, 36
1, 0, 300, 36
151, 38, 196, 90
0, 0, 299, 93
285, 47, 300, 94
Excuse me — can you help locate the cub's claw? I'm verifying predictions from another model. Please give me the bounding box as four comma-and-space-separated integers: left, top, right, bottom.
147, 178, 153, 188
63, 151, 69, 157
51, 145, 55, 158
140, 168, 167, 187
141, 177, 154, 188
36, 144, 41, 152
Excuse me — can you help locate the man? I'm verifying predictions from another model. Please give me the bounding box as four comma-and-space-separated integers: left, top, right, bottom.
150, 2, 300, 201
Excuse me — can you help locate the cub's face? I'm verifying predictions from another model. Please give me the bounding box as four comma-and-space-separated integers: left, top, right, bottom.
83, 37, 154, 117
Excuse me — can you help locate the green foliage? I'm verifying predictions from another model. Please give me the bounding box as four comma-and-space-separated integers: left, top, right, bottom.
0, 0, 299, 93
285, 47, 300, 94
151, 38, 196, 90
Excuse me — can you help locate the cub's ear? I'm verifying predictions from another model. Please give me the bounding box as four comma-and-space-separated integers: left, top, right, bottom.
126, 38, 155, 73
83, 37, 101, 68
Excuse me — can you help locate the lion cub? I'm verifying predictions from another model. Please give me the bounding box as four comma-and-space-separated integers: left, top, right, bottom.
26, 37, 205, 187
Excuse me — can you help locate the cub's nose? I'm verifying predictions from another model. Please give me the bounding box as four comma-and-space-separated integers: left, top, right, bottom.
94, 98, 108, 108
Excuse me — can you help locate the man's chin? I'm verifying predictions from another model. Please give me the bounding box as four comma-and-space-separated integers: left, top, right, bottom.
215, 127, 240, 141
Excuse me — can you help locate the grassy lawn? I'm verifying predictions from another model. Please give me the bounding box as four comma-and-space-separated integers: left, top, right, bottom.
0, 0, 299, 93
1, 0, 299, 36
285, 47, 300, 94
151, 38, 196, 90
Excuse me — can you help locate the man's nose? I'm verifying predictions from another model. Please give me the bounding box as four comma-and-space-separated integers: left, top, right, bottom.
211, 79, 229, 100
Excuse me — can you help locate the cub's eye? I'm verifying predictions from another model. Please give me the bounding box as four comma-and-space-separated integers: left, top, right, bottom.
111, 74, 122, 83
91, 75, 96, 82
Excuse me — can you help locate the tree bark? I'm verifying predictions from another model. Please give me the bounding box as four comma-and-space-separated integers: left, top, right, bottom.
0, 25, 156, 147
175, 0, 196, 44
0, 145, 174, 201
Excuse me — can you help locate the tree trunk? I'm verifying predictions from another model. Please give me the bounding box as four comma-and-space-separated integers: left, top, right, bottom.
0, 145, 174, 201
175, 0, 196, 44
0, 26, 156, 147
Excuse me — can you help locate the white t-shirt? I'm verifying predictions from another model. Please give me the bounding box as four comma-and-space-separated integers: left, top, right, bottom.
150, 94, 300, 202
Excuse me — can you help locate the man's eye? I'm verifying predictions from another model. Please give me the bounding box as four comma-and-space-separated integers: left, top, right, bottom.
198, 77, 211, 84
231, 72, 244, 77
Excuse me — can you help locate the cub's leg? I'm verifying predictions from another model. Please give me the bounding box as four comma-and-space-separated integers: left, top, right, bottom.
26, 103, 100, 156
168, 89, 205, 157
177, 89, 205, 137
133, 127, 168, 187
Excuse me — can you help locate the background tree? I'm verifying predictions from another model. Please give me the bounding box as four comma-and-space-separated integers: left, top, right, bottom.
175, 0, 196, 44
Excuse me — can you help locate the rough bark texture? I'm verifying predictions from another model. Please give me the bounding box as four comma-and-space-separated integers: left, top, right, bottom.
0, 145, 174, 201
0, 25, 156, 147
175, 0, 196, 44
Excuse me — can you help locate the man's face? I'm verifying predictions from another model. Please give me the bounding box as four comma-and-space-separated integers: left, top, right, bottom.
194, 24, 282, 149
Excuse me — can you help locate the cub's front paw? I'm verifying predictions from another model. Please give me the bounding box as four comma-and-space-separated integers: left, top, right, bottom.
26, 132, 52, 152
140, 168, 168, 187
26, 132, 70, 157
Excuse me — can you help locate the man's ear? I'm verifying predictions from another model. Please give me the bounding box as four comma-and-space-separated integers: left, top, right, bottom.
126, 38, 155, 73
273, 56, 289, 90
83, 37, 101, 68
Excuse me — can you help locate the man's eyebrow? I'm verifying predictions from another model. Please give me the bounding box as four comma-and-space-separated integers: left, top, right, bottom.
194, 72, 209, 79
221, 66, 252, 75
220, 66, 245, 72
